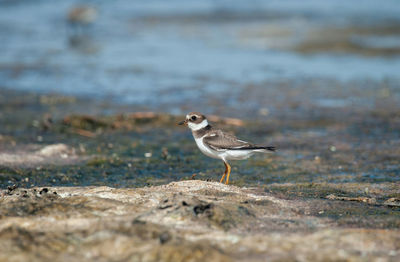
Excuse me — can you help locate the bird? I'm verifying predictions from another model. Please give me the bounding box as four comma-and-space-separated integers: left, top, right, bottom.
179, 112, 275, 184
67, 5, 98, 32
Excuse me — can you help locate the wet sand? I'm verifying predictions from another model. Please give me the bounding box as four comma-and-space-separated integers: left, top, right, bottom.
1, 87, 399, 187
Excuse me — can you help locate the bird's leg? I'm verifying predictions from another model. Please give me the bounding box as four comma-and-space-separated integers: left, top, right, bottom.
225, 162, 231, 185
220, 161, 228, 183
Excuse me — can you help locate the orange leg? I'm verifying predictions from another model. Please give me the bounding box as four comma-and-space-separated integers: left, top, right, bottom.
225, 162, 231, 185
219, 162, 228, 183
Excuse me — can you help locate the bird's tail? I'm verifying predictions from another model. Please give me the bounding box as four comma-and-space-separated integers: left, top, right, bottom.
229, 145, 276, 152
241, 145, 276, 153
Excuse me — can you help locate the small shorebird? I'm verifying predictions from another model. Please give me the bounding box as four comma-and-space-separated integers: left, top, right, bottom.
67, 5, 98, 30
179, 112, 275, 184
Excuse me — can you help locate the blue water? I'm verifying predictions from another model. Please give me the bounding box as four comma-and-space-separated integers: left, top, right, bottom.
0, 0, 400, 111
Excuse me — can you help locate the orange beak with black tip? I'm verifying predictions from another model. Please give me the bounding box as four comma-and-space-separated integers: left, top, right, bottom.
178, 119, 188, 126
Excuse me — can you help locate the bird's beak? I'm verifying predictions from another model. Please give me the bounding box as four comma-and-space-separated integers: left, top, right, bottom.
178, 119, 188, 126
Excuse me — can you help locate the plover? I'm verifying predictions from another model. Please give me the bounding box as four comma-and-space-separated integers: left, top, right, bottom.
179, 112, 275, 184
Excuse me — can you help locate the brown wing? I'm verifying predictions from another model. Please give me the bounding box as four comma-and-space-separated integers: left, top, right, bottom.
202, 130, 251, 151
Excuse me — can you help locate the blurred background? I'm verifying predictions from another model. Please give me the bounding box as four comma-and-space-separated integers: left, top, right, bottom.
1, 0, 400, 117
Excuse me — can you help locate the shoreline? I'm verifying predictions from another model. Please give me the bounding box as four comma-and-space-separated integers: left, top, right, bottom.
1, 180, 399, 261
0, 88, 399, 260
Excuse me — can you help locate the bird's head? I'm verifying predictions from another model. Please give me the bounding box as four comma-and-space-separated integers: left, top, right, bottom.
178, 112, 208, 131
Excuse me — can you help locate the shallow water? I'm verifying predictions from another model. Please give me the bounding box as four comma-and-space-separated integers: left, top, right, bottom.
1, 0, 400, 115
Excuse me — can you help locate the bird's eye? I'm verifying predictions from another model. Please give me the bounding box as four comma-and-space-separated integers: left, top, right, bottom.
191, 116, 197, 121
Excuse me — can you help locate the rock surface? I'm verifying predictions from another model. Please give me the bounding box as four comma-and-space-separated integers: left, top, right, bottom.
1, 180, 399, 262
0, 144, 80, 167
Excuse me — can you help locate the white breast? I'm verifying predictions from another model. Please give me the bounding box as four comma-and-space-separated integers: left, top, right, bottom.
194, 136, 221, 159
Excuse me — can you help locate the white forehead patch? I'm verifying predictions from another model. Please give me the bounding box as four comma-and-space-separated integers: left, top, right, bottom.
188, 119, 208, 131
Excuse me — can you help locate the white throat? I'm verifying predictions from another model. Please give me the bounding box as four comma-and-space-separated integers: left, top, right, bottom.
188, 119, 208, 131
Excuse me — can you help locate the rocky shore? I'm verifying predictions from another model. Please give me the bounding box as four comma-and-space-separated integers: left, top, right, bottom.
1, 180, 399, 262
